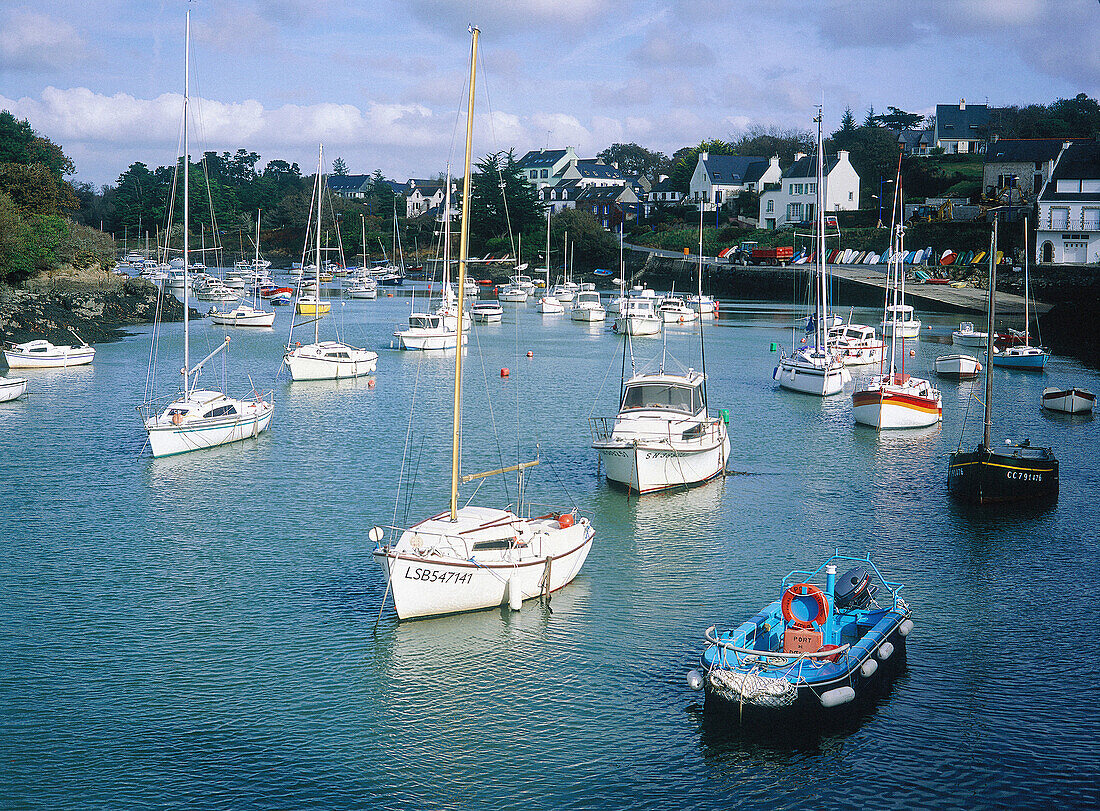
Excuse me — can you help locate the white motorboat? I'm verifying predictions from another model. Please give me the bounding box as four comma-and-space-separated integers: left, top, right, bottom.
140, 10, 273, 458
551, 283, 575, 304
658, 296, 698, 324
881, 304, 922, 339
1041, 387, 1095, 414
615, 289, 661, 336
853, 167, 941, 429
0, 375, 28, 402
471, 300, 503, 322
497, 284, 529, 302
774, 110, 850, 397
395, 313, 466, 350
685, 294, 718, 319
209, 302, 276, 327
829, 323, 885, 366
346, 278, 378, 299
4, 338, 95, 368
935, 354, 982, 380
592, 368, 729, 493
509, 273, 536, 295
951, 321, 988, 348
570, 291, 606, 322
373, 28, 593, 621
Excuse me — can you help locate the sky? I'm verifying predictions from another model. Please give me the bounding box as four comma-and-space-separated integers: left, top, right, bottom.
1, 0, 1097, 188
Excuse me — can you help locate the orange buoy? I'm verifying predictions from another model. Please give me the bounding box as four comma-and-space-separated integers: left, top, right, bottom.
558, 513, 574, 529
387, 293, 394, 297
367, 378, 376, 388
910, 349, 916, 357
501, 367, 510, 377
526, 351, 533, 358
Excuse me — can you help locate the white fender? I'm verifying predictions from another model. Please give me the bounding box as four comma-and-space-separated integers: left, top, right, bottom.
861, 658, 878, 678
820, 686, 856, 708
898, 619, 914, 637
686, 669, 703, 691
876, 641, 895, 661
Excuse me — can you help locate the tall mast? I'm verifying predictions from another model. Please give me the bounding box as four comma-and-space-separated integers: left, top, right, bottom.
1023, 216, 1030, 345
450, 25, 479, 522
254, 209, 260, 268
183, 9, 190, 392
698, 198, 707, 408
545, 207, 551, 284
360, 214, 366, 269
443, 166, 452, 297
315, 144, 323, 345
815, 107, 826, 354
563, 230, 568, 287
983, 221, 998, 449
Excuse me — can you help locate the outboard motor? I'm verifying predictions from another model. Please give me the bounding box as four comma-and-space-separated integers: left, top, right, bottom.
834, 566, 877, 610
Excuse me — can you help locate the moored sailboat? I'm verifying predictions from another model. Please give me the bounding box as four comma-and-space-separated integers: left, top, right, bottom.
372, 27, 593, 620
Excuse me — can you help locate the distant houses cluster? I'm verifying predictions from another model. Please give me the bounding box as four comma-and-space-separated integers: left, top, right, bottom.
328, 97, 1099, 265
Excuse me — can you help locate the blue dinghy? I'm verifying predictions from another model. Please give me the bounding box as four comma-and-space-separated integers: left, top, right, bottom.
690, 551, 913, 716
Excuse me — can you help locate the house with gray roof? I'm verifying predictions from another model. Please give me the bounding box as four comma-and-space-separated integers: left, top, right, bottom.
406, 178, 457, 218
898, 128, 934, 157
1036, 141, 1100, 265
538, 180, 584, 215
983, 138, 1067, 204
574, 185, 640, 229
758, 150, 860, 229
554, 158, 627, 188
688, 153, 781, 211
934, 100, 990, 154
517, 147, 577, 188
327, 174, 373, 199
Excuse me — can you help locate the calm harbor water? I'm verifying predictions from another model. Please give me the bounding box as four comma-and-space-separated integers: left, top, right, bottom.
2, 283, 1098, 809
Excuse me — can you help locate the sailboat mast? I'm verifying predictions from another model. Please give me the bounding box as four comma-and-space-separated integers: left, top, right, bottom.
984, 221, 998, 449
315, 144, 323, 345
450, 25, 479, 522
443, 167, 452, 297
360, 214, 366, 269
1023, 216, 1030, 345
545, 208, 551, 285
698, 200, 707, 408
815, 108, 826, 353
183, 9, 191, 393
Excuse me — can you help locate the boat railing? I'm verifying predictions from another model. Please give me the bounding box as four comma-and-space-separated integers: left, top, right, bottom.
589, 416, 725, 446
783, 550, 904, 608
704, 625, 851, 666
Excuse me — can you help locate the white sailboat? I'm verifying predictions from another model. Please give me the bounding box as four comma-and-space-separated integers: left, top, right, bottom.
210, 209, 275, 327
4, 333, 95, 368
141, 10, 273, 458
773, 109, 851, 397
373, 27, 593, 621
0, 374, 28, 402
346, 215, 379, 299
284, 146, 378, 381
853, 166, 942, 430
991, 218, 1048, 370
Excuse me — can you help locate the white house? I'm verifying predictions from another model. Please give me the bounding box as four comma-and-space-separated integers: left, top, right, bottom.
538, 181, 584, 215
1036, 141, 1100, 265
516, 147, 578, 188
554, 158, 627, 188
758, 151, 860, 229
405, 178, 458, 219
688, 153, 780, 210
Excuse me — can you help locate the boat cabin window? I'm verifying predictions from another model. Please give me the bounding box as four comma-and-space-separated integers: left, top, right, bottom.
472, 539, 514, 552
203, 404, 238, 418
622, 383, 699, 413
409, 315, 440, 329
327, 351, 351, 359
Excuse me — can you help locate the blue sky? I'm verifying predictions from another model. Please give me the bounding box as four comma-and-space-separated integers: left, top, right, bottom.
1, 0, 1096, 187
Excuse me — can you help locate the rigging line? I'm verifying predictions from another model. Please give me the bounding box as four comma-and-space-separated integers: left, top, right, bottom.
471, 315, 511, 506
588, 335, 623, 420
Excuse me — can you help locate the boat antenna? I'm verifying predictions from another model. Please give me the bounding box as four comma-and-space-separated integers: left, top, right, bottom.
314, 144, 323, 346
983, 218, 997, 450
450, 24, 479, 523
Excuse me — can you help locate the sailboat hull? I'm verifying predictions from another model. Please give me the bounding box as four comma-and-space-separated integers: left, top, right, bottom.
0, 376, 28, 402
948, 445, 1058, 504
145, 400, 274, 458
852, 387, 942, 429
374, 522, 594, 620
773, 359, 849, 396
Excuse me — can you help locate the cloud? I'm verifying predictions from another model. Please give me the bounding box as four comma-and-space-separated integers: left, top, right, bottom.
405, 0, 612, 38
0, 9, 85, 70
631, 30, 715, 67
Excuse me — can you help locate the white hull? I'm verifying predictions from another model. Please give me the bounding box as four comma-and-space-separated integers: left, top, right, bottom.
837, 342, 886, 366
210, 309, 275, 327
145, 401, 273, 458
852, 396, 942, 429
498, 290, 529, 303
374, 520, 594, 620
537, 298, 565, 314
397, 331, 466, 350
935, 354, 981, 379
660, 309, 697, 324
346, 288, 378, 299
1041, 388, 1095, 414
951, 332, 987, 348
0, 376, 28, 402
571, 307, 606, 322
882, 321, 922, 339
3, 344, 95, 368
615, 315, 661, 335
472, 312, 503, 323
285, 344, 378, 380
773, 357, 849, 396
596, 435, 729, 493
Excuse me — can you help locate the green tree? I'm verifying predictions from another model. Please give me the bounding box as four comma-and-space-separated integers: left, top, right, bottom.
467, 150, 542, 255
838, 106, 857, 135
863, 105, 878, 128
666, 138, 736, 194
877, 106, 924, 131
596, 143, 668, 179
549, 209, 616, 271
730, 126, 814, 165
332, 157, 349, 176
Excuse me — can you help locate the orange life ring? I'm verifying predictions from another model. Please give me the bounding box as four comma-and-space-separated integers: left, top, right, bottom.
781, 583, 828, 629
171, 412, 183, 426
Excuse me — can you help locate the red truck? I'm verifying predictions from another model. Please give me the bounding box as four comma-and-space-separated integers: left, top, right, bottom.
736, 242, 794, 265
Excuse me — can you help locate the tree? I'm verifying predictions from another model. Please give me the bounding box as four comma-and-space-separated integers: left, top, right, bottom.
666, 138, 736, 194
549, 208, 616, 271
877, 106, 924, 131
863, 105, 878, 128
838, 106, 857, 135
367, 169, 397, 214
332, 157, 349, 176
467, 150, 542, 255
729, 126, 814, 165
596, 143, 668, 179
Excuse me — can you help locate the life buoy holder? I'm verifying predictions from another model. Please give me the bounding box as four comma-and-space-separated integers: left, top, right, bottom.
781, 583, 828, 629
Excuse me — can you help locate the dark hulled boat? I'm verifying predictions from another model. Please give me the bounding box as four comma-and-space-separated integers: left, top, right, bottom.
948, 219, 1059, 505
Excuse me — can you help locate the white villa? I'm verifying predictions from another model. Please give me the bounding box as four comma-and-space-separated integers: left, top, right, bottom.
1036, 141, 1100, 265
688, 153, 780, 211
758, 150, 860, 229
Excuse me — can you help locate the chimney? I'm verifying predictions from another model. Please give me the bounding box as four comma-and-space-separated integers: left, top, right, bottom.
699, 151, 708, 162
769, 155, 780, 169
960, 98, 966, 110
837, 150, 849, 163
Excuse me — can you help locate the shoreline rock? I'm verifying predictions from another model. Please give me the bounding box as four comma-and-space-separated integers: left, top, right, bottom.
0, 277, 197, 350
